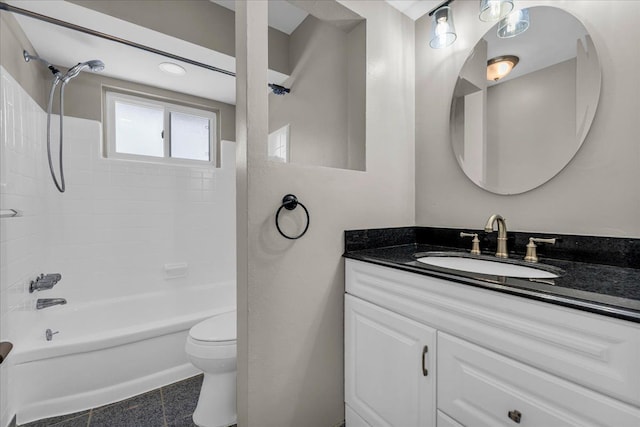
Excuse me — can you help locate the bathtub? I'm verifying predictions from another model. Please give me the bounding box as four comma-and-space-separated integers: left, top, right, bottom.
10, 281, 235, 425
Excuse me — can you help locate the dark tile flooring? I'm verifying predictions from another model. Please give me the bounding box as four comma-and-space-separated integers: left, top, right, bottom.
17, 375, 236, 427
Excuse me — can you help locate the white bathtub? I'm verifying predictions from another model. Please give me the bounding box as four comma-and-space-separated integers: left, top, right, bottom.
10, 281, 235, 425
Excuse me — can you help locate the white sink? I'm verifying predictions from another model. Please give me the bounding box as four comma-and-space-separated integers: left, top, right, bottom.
416, 255, 559, 279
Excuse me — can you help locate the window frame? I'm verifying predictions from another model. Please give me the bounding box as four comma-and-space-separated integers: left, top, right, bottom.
105, 90, 217, 167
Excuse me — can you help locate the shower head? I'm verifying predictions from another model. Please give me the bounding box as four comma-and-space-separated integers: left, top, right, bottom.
268, 83, 291, 96
62, 59, 105, 82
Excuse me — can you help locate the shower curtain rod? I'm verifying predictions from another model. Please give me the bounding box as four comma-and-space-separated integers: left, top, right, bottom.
0, 2, 237, 77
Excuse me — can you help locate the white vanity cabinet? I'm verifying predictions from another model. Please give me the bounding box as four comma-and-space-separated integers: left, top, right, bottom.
344, 259, 640, 427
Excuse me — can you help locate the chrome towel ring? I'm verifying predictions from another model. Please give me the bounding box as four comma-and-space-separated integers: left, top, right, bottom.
275, 194, 310, 240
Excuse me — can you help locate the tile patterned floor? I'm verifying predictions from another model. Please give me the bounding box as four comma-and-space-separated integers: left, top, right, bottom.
16, 375, 237, 427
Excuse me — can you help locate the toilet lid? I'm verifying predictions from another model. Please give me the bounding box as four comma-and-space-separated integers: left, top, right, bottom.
189, 311, 236, 342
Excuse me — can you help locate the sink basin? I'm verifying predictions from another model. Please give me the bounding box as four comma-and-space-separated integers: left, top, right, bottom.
415, 253, 559, 279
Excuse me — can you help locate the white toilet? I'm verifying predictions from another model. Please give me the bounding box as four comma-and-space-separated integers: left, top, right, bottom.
185, 311, 237, 427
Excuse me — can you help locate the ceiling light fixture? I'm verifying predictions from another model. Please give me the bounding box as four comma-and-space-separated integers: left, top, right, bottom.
487, 55, 519, 81
159, 62, 186, 75
429, 0, 457, 49
479, 0, 514, 22
497, 8, 530, 38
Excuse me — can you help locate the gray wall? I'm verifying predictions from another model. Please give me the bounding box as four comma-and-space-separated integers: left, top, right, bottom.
485, 58, 576, 192
416, 0, 640, 237
0, 11, 49, 108
69, 0, 291, 75
268, 15, 365, 170
54, 72, 236, 142
236, 0, 415, 426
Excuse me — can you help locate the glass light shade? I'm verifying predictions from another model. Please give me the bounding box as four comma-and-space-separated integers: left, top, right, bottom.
429, 6, 457, 49
486, 55, 519, 81
479, 0, 514, 22
159, 62, 186, 75
498, 9, 530, 38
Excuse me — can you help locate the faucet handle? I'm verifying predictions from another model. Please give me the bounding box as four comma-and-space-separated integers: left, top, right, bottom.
524, 237, 556, 263
460, 232, 481, 255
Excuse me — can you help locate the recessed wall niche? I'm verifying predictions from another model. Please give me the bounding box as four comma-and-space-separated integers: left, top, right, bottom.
268, 0, 366, 171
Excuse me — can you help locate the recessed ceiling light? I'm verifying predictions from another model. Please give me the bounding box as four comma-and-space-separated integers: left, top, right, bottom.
159, 62, 186, 75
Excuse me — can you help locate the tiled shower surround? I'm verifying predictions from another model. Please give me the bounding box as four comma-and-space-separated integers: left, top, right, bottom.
0, 67, 235, 426
1, 67, 47, 427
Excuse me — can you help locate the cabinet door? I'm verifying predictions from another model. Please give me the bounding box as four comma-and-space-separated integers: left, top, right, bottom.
345, 294, 436, 427
437, 411, 464, 427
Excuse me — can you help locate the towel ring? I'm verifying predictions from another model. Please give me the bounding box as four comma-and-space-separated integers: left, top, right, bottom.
275, 194, 310, 240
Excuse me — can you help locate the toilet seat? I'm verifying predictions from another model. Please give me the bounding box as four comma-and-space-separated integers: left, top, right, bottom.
189, 311, 236, 343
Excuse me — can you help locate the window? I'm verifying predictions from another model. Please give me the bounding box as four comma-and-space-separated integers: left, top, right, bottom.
105, 91, 217, 165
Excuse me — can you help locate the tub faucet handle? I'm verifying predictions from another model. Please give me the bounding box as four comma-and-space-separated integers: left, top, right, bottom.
45, 329, 59, 341
30, 273, 62, 293
460, 232, 481, 255
36, 298, 67, 310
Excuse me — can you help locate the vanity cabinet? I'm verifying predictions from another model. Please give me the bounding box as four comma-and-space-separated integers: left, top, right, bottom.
344, 259, 640, 427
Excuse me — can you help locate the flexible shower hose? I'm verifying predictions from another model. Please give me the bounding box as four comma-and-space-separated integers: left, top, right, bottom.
46, 77, 66, 193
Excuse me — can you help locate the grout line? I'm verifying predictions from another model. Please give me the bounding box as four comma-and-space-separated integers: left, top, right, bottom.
86, 409, 92, 427
159, 387, 168, 427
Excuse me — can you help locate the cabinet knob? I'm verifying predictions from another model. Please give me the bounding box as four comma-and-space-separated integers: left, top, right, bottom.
508, 410, 522, 423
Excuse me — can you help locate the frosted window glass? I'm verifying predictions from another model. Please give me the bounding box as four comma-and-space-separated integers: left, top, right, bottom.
170, 112, 211, 161
114, 101, 164, 157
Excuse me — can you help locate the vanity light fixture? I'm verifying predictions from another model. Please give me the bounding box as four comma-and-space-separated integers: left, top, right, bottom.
479, 0, 514, 22
429, 0, 457, 49
497, 8, 530, 38
486, 55, 519, 81
158, 62, 186, 75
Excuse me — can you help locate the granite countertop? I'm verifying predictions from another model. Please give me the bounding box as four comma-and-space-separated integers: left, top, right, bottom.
344, 227, 640, 323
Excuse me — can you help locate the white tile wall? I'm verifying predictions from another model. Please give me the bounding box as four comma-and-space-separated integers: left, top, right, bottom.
0, 66, 236, 426
0, 66, 47, 427
42, 117, 236, 302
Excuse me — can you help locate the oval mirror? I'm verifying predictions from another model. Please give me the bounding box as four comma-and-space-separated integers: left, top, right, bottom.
450, 6, 601, 195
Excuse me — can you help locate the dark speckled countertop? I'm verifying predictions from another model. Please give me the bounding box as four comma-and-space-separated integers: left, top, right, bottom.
344, 227, 640, 323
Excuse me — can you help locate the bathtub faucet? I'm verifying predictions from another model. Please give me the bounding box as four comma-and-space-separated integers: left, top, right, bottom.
30, 273, 62, 293
36, 298, 67, 310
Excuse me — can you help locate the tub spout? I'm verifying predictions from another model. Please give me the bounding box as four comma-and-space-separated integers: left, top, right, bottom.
36, 298, 67, 310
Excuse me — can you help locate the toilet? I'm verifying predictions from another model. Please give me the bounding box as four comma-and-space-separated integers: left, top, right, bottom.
185, 311, 237, 427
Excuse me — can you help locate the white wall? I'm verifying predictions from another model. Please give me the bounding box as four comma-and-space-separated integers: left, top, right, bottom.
416, 0, 640, 237
236, 0, 415, 425
0, 68, 47, 427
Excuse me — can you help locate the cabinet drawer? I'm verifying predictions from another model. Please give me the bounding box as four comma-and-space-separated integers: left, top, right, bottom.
438, 332, 640, 427
346, 259, 640, 406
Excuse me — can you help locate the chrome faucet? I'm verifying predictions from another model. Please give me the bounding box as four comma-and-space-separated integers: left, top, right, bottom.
36, 298, 67, 310
484, 214, 508, 258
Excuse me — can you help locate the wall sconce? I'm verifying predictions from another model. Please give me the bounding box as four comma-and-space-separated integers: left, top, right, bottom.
479, 0, 514, 22
429, 0, 457, 49
498, 8, 530, 38
487, 55, 519, 81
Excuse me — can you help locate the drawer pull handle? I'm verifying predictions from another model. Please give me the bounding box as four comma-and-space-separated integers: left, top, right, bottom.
422, 345, 428, 376
508, 410, 522, 424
